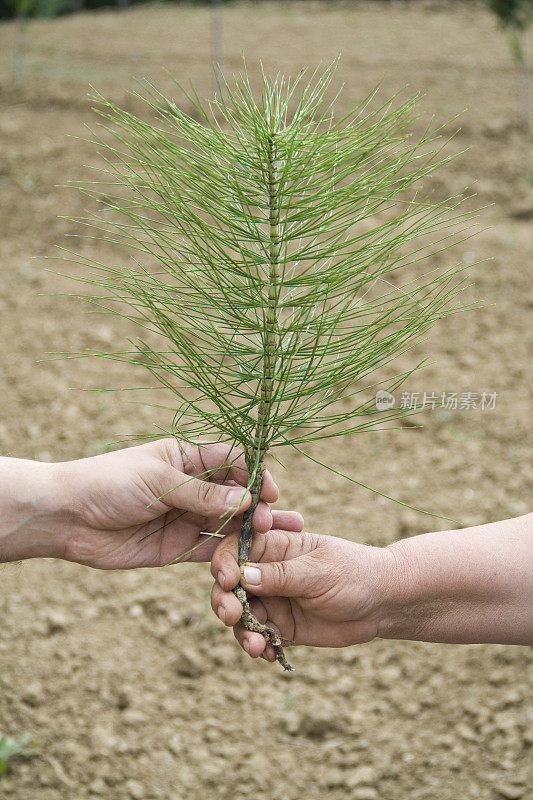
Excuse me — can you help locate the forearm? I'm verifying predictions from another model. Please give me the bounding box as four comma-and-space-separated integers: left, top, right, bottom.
0, 458, 67, 562
381, 513, 533, 645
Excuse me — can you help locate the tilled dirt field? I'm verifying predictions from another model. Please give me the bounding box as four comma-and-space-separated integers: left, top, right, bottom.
0, 2, 532, 799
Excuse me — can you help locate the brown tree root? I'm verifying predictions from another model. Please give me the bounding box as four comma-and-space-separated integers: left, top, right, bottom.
234, 460, 293, 671
232, 583, 293, 671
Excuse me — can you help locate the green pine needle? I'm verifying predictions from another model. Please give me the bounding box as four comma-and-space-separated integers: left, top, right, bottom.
68, 61, 479, 520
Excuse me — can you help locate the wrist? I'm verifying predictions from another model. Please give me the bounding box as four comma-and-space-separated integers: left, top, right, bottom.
0, 457, 70, 562
338, 539, 406, 641
377, 538, 427, 640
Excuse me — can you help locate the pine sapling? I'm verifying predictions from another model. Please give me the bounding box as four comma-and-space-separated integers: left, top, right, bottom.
67, 64, 478, 669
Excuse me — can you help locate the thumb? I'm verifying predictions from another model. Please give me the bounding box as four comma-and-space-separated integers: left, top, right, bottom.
240, 556, 314, 598
159, 469, 251, 518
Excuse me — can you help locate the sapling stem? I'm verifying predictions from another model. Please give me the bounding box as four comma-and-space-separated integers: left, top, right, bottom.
232, 132, 293, 670
236, 463, 265, 565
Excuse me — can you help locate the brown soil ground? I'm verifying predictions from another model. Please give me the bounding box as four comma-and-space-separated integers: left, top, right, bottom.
0, 1, 532, 799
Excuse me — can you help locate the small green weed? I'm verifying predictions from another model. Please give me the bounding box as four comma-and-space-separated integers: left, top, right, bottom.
0, 732, 30, 778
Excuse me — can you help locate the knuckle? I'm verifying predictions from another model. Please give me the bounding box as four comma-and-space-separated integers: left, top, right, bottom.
197, 480, 218, 507
302, 531, 322, 551
279, 531, 293, 559
160, 437, 182, 465
273, 559, 289, 589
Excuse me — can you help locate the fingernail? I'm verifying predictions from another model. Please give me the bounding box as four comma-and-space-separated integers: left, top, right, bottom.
226, 489, 247, 510
217, 571, 226, 589
217, 606, 226, 624
243, 565, 261, 585
243, 639, 250, 653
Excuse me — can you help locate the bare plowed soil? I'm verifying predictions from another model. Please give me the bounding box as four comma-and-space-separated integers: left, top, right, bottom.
0, 2, 532, 799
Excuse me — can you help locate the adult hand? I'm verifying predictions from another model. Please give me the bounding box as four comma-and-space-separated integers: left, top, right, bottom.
210, 529, 393, 661
0, 439, 304, 569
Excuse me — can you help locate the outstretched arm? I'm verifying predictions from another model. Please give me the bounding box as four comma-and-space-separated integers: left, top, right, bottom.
211, 514, 533, 661
0, 439, 304, 569
384, 513, 533, 645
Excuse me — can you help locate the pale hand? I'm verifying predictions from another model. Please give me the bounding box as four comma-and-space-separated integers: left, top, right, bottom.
0, 439, 304, 570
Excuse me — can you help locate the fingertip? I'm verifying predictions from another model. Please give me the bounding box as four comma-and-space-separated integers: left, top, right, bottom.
224, 598, 243, 627
241, 563, 263, 590
222, 559, 241, 591
225, 487, 251, 516
252, 501, 273, 534
264, 644, 276, 663
216, 559, 239, 591
271, 510, 305, 532
260, 470, 279, 503
242, 632, 266, 659
293, 512, 305, 531
210, 536, 240, 587
211, 583, 242, 627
